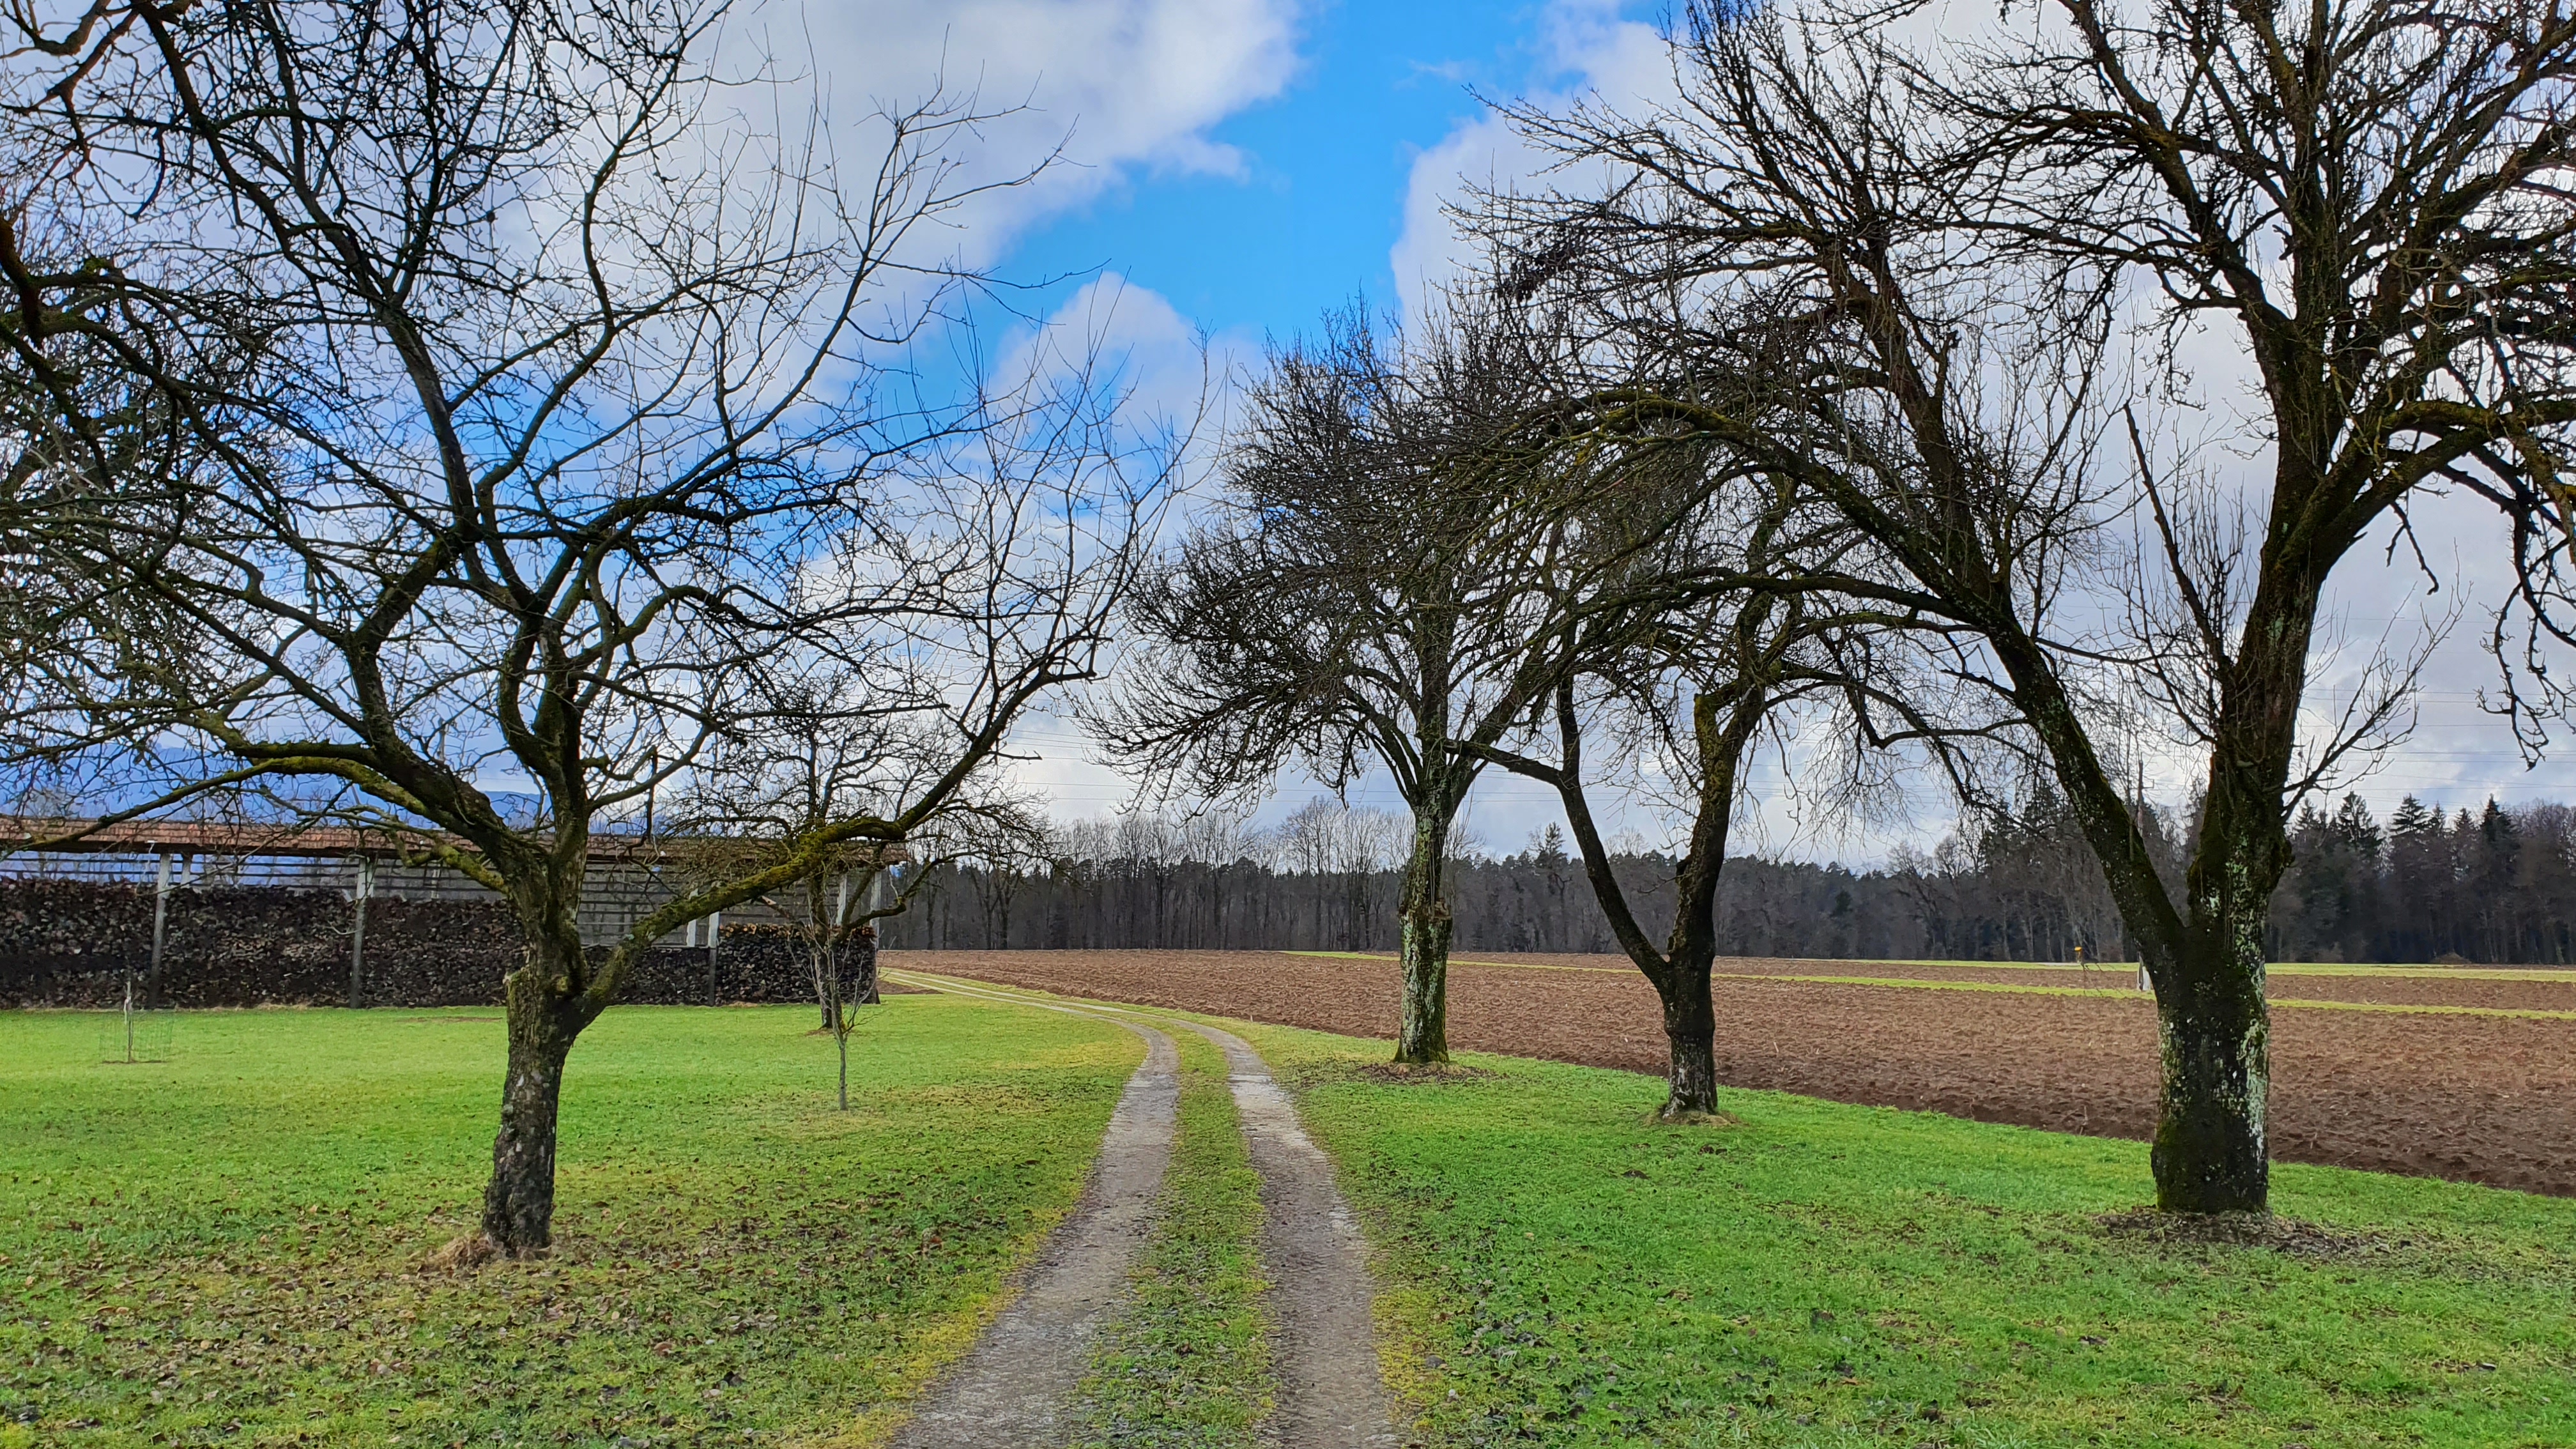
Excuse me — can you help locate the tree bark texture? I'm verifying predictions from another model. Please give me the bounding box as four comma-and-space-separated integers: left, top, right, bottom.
1394, 799, 1456, 1064
2151, 955, 2269, 1213
482, 956, 588, 1255
1396, 902, 1453, 1063
1657, 956, 1719, 1117
2150, 788, 2287, 1213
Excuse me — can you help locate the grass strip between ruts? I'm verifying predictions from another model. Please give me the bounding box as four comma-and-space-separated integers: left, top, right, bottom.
0, 999, 1140, 1448
1061, 1027, 1274, 1447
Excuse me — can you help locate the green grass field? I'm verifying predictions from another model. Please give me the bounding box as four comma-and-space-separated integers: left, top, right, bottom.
0, 1000, 1140, 1447
7, 997, 2573, 1447
1208, 1018, 2576, 1448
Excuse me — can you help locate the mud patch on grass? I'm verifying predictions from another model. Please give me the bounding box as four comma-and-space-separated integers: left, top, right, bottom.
1278, 1056, 1505, 1091
2094, 1209, 2386, 1259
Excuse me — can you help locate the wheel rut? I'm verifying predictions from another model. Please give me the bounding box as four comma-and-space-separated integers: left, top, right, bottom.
886, 992, 1179, 1449
893, 970, 1398, 1449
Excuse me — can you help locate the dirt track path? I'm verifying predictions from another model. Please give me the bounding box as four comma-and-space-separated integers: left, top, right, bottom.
886, 991, 1178, 1449
1162, 1013, 1399, 1449
895, 970, 1397, 1449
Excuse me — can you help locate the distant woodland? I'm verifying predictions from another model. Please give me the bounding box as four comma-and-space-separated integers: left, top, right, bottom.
879, 793, 2576, 966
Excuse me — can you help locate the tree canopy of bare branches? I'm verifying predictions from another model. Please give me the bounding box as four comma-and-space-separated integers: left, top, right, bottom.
1095, 303, 1622, 1062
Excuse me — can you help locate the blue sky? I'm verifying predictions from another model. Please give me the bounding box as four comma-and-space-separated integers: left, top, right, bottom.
999, 1, 1621, 342
866, 0, 1689, 853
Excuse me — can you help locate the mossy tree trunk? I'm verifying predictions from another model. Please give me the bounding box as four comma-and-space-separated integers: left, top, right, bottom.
483, 932, 604, 1256
2151, 944, 2269, 1211
1394, 781, 1462, 1064
1994, 575, 2308, 1216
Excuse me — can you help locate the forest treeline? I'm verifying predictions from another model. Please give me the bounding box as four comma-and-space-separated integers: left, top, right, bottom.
882, 793, 2576, 966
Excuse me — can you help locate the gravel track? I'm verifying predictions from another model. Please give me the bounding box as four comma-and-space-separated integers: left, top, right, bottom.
889, 971, 1400, 1448
885, 992, 1177, 1449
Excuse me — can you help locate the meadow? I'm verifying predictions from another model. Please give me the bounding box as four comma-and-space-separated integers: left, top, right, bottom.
5, 995, 2573, 1446
1225, 1020, 2576, 1448
0, 1000, 1138, 1446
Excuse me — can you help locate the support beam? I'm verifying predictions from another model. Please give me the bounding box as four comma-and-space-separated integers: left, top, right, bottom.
148, 850, 172, 1006
349, 855, 374, 1008
705, 910, 722, 1006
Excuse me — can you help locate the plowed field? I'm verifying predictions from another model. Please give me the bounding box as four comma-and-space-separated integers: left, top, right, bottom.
891, 947, 2576, 1197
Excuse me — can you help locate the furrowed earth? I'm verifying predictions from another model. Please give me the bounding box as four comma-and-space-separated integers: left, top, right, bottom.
893, 948, 2576, 1197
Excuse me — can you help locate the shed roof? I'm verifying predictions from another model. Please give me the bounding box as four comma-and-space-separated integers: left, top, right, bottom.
0, 816, 908, 864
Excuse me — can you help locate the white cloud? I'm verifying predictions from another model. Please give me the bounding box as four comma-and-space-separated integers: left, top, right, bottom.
761, 0, 1308, 264
1389, 0, 1668, 321
983, 274, 1263, 822
993, 274, 1228, 427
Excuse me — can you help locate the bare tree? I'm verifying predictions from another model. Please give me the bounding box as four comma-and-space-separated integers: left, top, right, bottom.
1489, 0, 2576, 1212
1094, 305, 1587, 1062
1267, 795, 1405, 949
668, 655, 1032, 1107
0, 0, 1164, 1253
1467, 450, 1984, 1116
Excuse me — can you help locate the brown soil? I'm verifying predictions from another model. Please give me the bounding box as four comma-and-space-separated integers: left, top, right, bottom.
893, 949, 2576, 1198
1442, 951, 2576, 1011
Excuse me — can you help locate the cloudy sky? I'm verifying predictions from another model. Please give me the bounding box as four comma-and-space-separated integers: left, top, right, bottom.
793, 0, 2576, 862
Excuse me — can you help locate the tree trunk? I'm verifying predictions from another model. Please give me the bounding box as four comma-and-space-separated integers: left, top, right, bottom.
815, 944, 839, 1031
1657, 953, 1718, 1117
854, 926, 880, 1005
1989, 622, 2285, 1215
2149, 912, 2271, 1213
1397, 901, 1452, 1062
482, 960, 586, 1256
1394, 799, 1455, 1064
809, 923, 839, 1026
